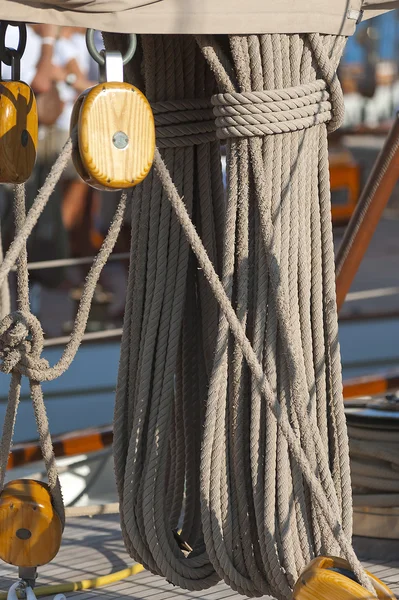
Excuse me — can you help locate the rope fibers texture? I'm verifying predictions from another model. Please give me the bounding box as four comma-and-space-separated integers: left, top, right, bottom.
109, 32, 373, 598
111, 33, 225, 591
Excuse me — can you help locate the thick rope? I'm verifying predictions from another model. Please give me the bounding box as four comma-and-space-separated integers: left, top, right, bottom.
112, 32, 375, 599
213, 82, 333, 137
153, 146, 371, 593
154, 98, 216, 147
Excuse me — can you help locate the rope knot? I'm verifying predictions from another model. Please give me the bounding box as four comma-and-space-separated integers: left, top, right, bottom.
0, 311, 48, 376
153, 99, 217, 147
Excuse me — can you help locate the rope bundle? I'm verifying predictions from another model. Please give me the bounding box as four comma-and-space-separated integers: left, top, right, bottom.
153, 98, 216, 147
111, 34, 224, 590
0, 30, 375, 600
109, 32, 373, 599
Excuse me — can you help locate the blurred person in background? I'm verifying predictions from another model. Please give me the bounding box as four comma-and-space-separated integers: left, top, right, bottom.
0, 24, 69, 294
0, 25, 129, 331
62, 28, 130, 326
0, 25, 97, 330
46, 27, 98, 264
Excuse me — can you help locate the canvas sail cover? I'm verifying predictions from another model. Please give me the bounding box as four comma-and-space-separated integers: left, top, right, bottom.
0, 0, 397, 35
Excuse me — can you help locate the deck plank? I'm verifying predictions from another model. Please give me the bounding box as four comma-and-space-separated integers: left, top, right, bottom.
0, 516, 398, 599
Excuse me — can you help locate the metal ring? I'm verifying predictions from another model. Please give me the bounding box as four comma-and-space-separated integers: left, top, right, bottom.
86, 29, 137, 67
0, 22, 27, 66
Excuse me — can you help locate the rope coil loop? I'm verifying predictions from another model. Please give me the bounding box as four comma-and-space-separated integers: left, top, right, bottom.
113, 31, 375, 600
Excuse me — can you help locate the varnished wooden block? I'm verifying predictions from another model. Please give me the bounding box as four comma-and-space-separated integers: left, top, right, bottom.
71, 89, 121, 192
294, 556, 395, 600
0, 479, 62, 568
76, 82, 155, 190
0, 82, 38, 184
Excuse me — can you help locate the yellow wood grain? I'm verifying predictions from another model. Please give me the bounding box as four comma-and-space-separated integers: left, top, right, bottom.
294, 556, 395, 600
71, 90, 120, 192
0, 82, 37, 184
78, 83, 155, 190
0, 480, 62, 568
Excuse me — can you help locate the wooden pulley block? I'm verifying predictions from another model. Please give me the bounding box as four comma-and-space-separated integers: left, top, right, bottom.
71, 82, 155, 190
293, 556, 395, 600
0, 25, 38, 184
71, 39, 155, 191
0, 479, 62, 568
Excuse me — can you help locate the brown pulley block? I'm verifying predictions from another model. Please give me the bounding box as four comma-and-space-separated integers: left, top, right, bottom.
0, 23, 38, 184
0, 479, 62, 568
71, 32, 155, 191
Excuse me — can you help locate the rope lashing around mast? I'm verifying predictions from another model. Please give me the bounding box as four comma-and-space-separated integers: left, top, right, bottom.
212, 81, 334, 137
0, 31, 374, 600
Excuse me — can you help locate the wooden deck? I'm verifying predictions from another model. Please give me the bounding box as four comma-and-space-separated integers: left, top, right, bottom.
0, 515, 398, 600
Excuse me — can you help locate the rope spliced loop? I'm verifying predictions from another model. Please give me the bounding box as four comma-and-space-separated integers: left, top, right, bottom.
0, 30, 380, 600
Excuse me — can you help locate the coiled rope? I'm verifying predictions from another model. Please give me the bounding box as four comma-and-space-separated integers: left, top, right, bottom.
111, 34, 225, 591
107, 32, 374, 598
0, 31, 374, 600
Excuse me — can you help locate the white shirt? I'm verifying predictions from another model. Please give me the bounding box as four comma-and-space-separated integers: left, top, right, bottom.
53, 33, 91, 132
2, 27, 97, 133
